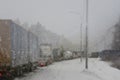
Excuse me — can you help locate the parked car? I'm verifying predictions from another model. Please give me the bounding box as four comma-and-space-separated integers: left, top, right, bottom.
90, 52, 99, 58
63, 51, 73, 60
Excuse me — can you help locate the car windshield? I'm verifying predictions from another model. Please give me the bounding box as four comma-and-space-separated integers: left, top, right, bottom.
0, 0, 120, 80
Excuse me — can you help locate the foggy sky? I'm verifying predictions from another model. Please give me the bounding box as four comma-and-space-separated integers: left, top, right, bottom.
0, 0, 120, 50
0, 0, 82, 37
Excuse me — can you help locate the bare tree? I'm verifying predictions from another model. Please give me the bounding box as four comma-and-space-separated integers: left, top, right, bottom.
112, 19, 120, 50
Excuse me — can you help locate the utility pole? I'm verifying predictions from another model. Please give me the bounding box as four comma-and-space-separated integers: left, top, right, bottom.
85, 0, 89, 69
68, 11, 83, 62
80, 18, 83, 62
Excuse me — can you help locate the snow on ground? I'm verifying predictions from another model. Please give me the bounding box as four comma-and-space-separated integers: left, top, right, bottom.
15, 58, 120, 80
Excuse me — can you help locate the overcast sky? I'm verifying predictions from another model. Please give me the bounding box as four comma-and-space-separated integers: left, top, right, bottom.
0, 0, 120, 50
0, 0, 82, 36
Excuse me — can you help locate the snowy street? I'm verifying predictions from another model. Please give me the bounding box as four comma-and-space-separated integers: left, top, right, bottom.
15, 58, 120, 80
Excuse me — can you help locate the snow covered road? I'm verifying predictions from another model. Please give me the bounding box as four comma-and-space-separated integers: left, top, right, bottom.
15, 58, 120, 80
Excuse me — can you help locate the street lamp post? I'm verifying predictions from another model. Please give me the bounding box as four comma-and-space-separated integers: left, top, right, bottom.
85, 0, 89, 69
69, 11, 83, 62
80, 17, 83, 62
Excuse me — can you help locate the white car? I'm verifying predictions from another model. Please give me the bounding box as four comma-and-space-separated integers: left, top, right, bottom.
63, 51, 73, 60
